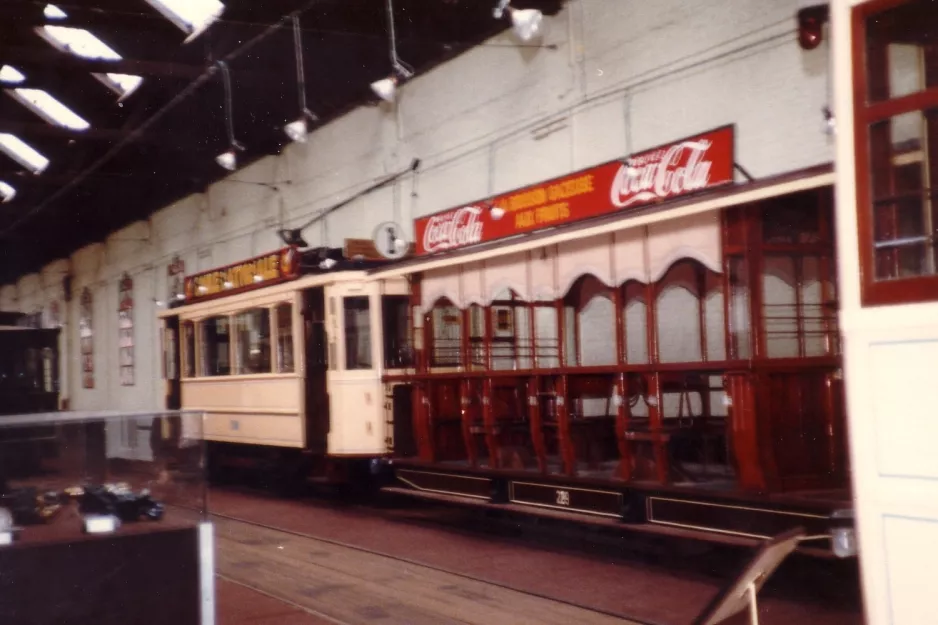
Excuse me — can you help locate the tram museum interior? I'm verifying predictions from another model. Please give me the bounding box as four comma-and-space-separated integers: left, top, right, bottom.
1, 0, 937, 624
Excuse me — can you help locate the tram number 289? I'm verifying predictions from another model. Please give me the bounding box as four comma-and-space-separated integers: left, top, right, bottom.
555, 490, 571, 507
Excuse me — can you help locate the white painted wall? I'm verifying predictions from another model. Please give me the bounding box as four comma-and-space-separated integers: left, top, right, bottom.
832, 1, 938, 623
3, 0, 833, 419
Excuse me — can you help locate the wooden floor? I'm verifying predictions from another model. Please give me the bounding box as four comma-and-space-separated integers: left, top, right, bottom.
212, 515, 639, 625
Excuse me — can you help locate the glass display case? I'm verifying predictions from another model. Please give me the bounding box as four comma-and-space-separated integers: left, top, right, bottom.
0, 409, 212, 625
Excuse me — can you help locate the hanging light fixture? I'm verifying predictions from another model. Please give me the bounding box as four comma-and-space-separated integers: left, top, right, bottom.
371, 0, 414, 102
215, 61, 244, 170
284, 14, 317, 143
493, 0, 544, 43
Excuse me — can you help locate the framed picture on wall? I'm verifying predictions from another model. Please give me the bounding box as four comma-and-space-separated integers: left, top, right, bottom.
79, 287, 94, 389
168, 255, 185, 303
118, 273, 135, 386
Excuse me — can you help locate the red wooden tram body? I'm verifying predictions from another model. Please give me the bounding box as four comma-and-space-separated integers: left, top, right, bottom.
375, 129, 854, 556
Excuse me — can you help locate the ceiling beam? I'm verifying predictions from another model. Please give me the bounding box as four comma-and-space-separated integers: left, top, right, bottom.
1, 45, 208, 79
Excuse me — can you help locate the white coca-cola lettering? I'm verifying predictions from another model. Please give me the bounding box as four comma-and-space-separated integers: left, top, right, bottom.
610, 139, 715, 209
421, 205, 484, 252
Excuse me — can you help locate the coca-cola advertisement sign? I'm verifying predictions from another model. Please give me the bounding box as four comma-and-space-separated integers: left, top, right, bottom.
414, 125, 734, 255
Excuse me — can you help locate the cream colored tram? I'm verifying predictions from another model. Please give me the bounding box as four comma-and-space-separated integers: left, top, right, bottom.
157, 247, 410, 482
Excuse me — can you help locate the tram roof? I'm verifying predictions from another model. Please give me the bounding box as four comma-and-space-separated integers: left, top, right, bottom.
370, 163, 835, 279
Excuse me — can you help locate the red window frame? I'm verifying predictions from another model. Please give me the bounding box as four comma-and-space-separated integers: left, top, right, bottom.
853, 0, 938, 306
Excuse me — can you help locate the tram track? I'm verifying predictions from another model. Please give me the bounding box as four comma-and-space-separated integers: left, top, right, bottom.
171, 485, 861, 625
194, 506, 650, 625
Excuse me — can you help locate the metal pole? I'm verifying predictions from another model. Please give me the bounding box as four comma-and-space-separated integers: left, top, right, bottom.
747, 581, 759, 625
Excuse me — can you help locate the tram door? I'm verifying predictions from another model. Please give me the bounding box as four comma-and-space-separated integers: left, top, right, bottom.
303, 288, 329, 454
162, 315, 182, 410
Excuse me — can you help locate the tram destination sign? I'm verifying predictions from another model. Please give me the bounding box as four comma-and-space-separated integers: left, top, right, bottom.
183, 247, 300, 302
413, 125, 735, 255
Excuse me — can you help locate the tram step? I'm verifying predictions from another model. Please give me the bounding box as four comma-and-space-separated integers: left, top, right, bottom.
381, 485, 770, 550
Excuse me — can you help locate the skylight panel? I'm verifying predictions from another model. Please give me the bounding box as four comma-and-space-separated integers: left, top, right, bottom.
6, 88, 90, 131
35, 26, 144, 99
37, 26, 121, 60
44, 4, 67, 19
0, 181, 15, 204
0, 134, 50, 174
143, 0, 224, 42
100, 73, 143, 99
0, 66, 25, 84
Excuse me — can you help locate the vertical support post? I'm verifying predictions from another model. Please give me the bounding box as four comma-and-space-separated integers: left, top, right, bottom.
459, 378, 477, 467
645, 274, 667, 484
410, 274, 433, 462
747, 581, 759, 625
748, 205, 766, 360
697, 264, 708, 361
615, 373, 632, 480
612, 281, 632, 480
527, 376, 547, 473
199, 521, 216, 625
556, 374, 576, 475
482, 377, 500, 468
725, 373, 768, 491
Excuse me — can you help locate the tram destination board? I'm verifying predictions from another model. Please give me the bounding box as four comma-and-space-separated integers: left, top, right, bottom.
183, 247, 300, 303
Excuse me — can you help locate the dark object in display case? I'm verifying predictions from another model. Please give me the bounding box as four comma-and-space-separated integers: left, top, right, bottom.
79, 484, 164, 523
0, 485, 63, 526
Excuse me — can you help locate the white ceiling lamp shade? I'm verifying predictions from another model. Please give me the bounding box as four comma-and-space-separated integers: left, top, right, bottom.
44, 4, 68, 19
143, 0, 225, 43
284, 118, 308, 143
0, 133, 50, 174
373, 0, 415, 104
0, 65, 26, 84
371, 75, 398, 102
509, 8, 544, 42
284, 15, 318, 144
6, 88, 91, 131
215, 149, 237, 171
0, 181, 16, 203
493, 1, 545, 43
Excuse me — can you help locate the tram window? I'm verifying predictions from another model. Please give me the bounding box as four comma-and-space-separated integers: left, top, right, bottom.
430, 304, 462, 367
234, 308, 271, 375
382, 295, 411, 368
42, 347, 55, 393
344, 296, 372, 370
276, 303, 294, 373
182, 321, 195, 378
855, 0, 938, 304
200, 316, 231, 376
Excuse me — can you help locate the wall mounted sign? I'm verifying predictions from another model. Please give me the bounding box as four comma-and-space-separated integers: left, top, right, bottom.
79, 287, 94, 389
118, 273, 134, 387
183, 247, 300, 303
167, 255, 185, 303
413, 125, 736, 256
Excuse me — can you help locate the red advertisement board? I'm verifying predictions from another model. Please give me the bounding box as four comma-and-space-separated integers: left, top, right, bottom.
414, 125, 735, 256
